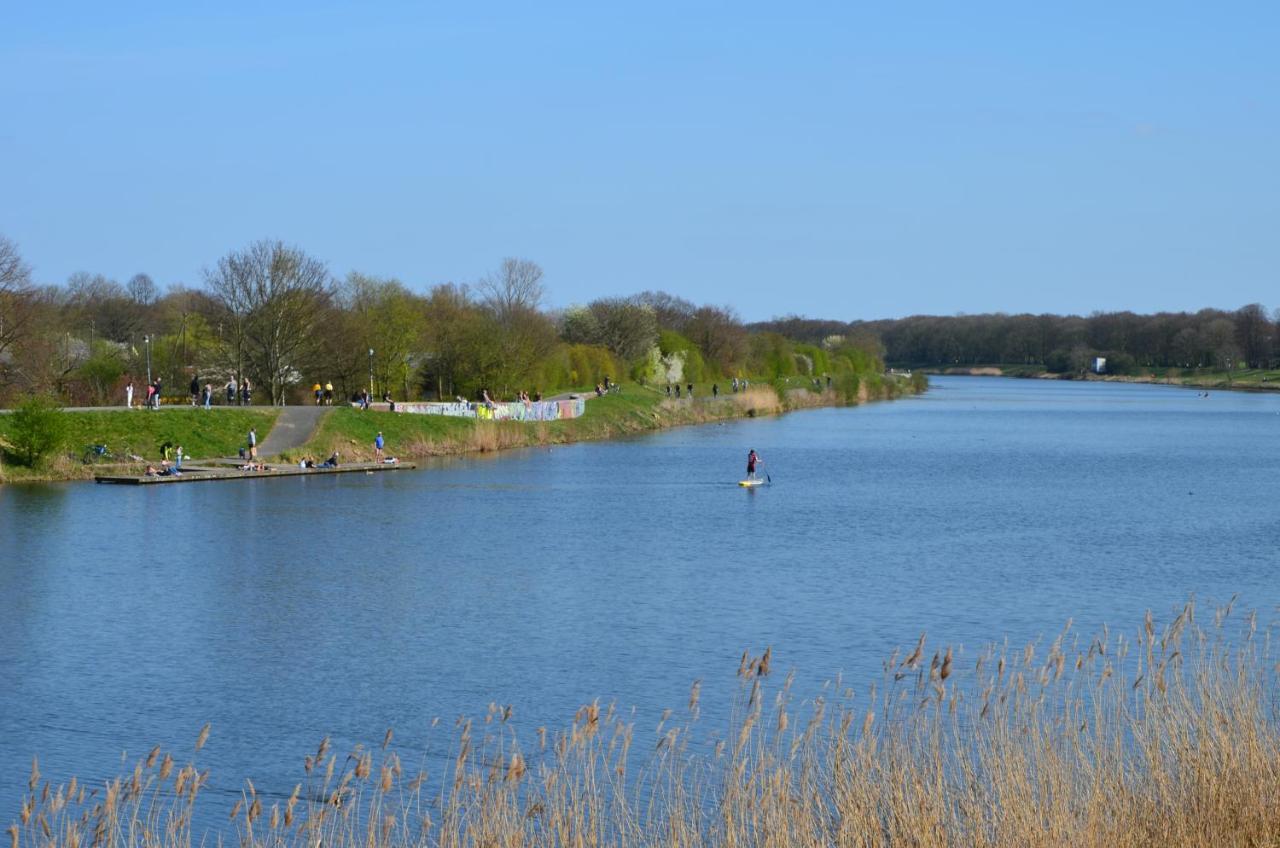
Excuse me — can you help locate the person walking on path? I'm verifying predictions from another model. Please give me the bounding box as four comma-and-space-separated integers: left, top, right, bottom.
746, 448, 762, 481
145, 381, 156, 410
324, 381, 334, 405
202, 384, 212, 409
189, 375, 200, 406
126, 380, 134, 408
248, 427, 257, 460
313, 383, 323, 405
226, 378, 236, 405
374, 431, 384, 460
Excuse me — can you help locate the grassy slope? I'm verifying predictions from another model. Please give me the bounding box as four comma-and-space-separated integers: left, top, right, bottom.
291, 379, 920, 464
0, 408, 280, 483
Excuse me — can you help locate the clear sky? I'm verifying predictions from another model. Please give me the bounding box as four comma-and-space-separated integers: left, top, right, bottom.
1, 2, 1276, 322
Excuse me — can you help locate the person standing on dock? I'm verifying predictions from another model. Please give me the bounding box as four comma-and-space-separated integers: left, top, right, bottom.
375, 431, 384, 460
248, 427, 257, 459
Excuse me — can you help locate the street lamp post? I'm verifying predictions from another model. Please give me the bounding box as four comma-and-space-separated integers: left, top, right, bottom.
368, 348, 375, 400
144, 335, 152, 386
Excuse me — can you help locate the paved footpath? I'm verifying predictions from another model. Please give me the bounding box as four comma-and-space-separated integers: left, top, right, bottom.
256, 406, 328, 457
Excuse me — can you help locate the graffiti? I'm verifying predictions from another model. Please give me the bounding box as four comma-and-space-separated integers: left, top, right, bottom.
396, 399, 586, 421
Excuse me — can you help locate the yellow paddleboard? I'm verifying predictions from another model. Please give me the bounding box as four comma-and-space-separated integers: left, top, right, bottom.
738, 479, 764, 487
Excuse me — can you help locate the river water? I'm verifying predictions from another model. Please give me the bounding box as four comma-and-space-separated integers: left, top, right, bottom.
2, 376, 1278, 820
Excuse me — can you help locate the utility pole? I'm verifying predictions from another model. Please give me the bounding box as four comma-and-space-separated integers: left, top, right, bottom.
144, 335, 152, 385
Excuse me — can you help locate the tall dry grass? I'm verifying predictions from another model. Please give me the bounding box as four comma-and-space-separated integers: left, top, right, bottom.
13, 601, 1280, 847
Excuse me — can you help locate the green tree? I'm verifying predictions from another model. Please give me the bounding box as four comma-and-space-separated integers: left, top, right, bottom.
345, 273, 426, 399
7, 395, 69, 467
76, 340, 127, 404
476, 259, 558, 395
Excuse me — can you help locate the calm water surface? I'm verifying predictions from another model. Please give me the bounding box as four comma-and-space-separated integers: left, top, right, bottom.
2, 376, 1279, 818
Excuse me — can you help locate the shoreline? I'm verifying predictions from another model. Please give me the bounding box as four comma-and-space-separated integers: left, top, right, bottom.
922, 366, 1280, 393
281, 378, 926, 467
0, 377, 927, 485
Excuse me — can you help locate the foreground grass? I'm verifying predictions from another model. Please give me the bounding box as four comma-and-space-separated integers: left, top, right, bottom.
0, 408, 279, 483
290, 378, 919, 464
12, 601, 1279, 847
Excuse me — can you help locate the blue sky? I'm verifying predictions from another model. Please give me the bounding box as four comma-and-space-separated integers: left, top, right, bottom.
1, 2, 1276, 321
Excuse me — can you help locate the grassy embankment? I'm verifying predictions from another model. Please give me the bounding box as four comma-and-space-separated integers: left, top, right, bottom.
927, 363, 1280, 391
286, 375, 924, 464
0, 409, 279, 484
14, 601, 1280, 847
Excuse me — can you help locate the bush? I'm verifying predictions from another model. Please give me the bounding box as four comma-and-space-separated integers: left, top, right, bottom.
7, 395, 69, 467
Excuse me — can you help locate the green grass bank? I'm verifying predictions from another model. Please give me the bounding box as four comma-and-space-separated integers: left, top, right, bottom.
0, 374, 924, 483
287, 375, 925, 465
0, 408, 279, 484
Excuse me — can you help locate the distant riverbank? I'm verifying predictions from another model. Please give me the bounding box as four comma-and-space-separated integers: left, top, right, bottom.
922, 364, 1280, 392
0, 375, 926, 484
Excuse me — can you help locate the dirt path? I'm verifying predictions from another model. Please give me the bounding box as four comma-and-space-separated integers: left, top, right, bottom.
256, 406, 328, 457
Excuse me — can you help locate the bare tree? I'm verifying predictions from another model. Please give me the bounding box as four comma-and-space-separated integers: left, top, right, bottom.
205, 240, 333, 404
1234, 303, 1272, 369
478, 258, 545, 323
0, 234, 32, 361
564, 297, 658, 361
127, 273, 159, 306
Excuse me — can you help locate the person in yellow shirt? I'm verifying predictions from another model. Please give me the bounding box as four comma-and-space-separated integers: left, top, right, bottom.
323, 381, 334, 405
312, 382, 323, 405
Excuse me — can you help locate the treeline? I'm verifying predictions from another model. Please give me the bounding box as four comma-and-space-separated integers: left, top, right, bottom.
0, 235, 884, 407
753, 306, 1279, 375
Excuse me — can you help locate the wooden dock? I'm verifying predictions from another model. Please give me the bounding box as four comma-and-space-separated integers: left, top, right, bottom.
95, 460, 416, 485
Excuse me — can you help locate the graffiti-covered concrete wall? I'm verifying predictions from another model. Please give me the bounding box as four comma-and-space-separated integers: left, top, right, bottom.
397, 399, 586, 421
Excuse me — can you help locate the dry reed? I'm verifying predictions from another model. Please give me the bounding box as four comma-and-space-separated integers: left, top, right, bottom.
12, 601, 1279, 847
